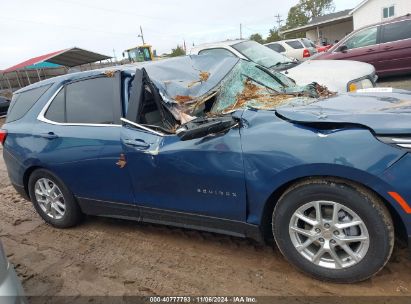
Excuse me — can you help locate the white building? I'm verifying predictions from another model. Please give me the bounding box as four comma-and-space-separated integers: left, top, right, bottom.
351, 0, 411, 29
281, 0, 411, 45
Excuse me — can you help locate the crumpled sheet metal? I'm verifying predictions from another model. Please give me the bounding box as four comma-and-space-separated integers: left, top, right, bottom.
142, 55, 239, 104
139, 55, 335, 122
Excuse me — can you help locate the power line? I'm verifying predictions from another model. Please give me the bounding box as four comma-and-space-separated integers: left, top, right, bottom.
138, 26, 145, 44
274, 14, 284, 29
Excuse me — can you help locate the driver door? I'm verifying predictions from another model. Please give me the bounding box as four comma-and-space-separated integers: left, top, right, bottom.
120, 69, 246, 222
120, 124, 246, 221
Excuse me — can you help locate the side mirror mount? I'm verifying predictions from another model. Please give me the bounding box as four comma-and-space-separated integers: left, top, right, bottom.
336, 45, 348, 53
177, 116, 238, 141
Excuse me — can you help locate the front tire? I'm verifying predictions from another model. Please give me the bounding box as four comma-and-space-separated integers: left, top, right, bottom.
272, 178, 394, 283
28, 169, 82, 228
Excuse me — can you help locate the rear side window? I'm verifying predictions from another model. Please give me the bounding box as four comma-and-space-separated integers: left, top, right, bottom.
6, 85, 51, 122
44, 77, 118, 124
302, 38, 316, 48
66, 78, 115, 124
199, 48, 236, 57
266, 43, 286, 53
381, 20, 411, 43
285, 40, 304, 49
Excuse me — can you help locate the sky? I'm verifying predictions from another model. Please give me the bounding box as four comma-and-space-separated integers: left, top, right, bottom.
0, 0, 361, 69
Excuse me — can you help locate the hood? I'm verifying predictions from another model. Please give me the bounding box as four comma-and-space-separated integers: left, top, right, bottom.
282, 60, 375, 93
276, 88, 411, 135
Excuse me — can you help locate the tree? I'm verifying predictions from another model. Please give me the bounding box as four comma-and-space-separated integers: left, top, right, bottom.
301, 0, 335, 20
284, 0, 334, 29
170, 45, 186, 57
265, 27, 282, 43
249, 33, 264, 44
284, 4, 310, 29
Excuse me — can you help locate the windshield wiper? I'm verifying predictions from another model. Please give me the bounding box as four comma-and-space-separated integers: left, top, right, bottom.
270, 61, 294, 69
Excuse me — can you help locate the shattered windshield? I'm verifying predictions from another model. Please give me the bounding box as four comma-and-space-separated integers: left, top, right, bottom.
212, 60, 329, 113
232, 41, 293, 68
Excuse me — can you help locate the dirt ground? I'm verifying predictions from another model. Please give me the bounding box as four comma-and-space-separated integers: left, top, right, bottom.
1, 77, 411, 299
377, 75, 411, 90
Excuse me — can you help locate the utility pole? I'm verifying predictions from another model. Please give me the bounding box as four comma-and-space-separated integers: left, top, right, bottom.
240, 23, 243, 39
138, 25, 145, 45
113, 49, 117, 62
274, 14, 283, 30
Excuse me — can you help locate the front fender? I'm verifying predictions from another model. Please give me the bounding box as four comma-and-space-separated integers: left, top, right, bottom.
245, 163, 410, 234
240, 110, 407, 230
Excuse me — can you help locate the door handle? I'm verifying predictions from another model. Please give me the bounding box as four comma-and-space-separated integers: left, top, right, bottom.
39, 132, 58, 139
124, 138, 150, 149
366, 48, 375, 52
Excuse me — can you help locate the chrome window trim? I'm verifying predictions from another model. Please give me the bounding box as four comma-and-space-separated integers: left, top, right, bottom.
120, 118, 164, 137
392, 138, 411, 143
37, 85, 121, 127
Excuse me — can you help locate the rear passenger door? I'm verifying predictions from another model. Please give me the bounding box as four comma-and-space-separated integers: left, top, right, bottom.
35, 73, 135, 205
376, 19, 411, 75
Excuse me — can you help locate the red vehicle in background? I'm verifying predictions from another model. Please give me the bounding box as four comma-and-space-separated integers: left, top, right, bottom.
316, 44, 333, 53
314, 14, 411, 77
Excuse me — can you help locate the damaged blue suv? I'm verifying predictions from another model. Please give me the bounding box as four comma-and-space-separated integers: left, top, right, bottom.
2, 55, 411, 283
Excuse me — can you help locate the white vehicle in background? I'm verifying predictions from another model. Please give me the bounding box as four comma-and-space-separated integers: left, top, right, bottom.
190, 40, 377, 93
265, 38, 317, 60
0, 240, 26, 304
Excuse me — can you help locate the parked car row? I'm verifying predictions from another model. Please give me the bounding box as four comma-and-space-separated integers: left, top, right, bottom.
190, 40, 376, 93
0, 240, 26, 303
314, 14, 411, 77
0, 96, 10, 117
265, 38, 317, 60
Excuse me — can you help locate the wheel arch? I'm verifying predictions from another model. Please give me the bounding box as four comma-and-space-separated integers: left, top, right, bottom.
23, 165, 45, 199
260, 175, 408, 246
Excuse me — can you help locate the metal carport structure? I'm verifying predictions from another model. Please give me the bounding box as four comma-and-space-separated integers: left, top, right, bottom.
0, 47, 112, 93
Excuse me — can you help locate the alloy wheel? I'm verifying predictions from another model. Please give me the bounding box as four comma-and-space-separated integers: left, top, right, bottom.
289, 200, 369, 269
34, 178, 66, 220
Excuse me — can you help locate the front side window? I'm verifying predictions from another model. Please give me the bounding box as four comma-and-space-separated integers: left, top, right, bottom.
381, 20, 411, 43
44, 77, 117, 124
344, 27, 378, 50
383, 6, 395, 18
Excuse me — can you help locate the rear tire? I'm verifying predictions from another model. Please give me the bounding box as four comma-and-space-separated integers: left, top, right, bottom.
272, 178, 394, 283
28, 169, 82, 228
